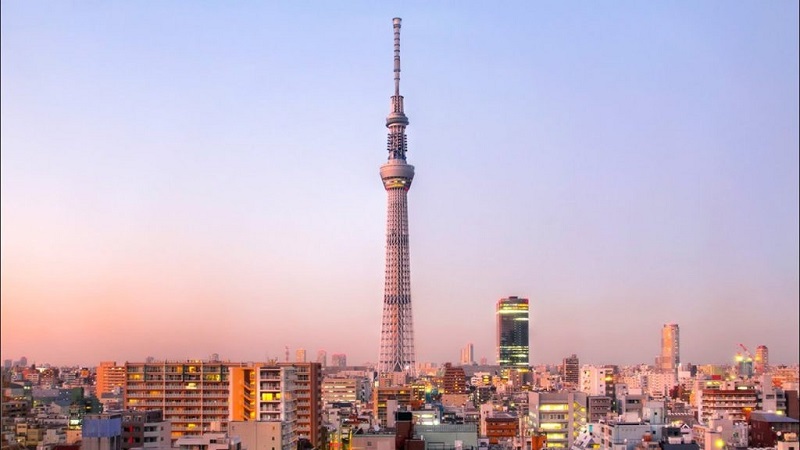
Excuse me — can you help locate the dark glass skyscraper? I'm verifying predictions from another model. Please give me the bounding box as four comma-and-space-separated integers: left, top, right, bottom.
496, 296, 530, 367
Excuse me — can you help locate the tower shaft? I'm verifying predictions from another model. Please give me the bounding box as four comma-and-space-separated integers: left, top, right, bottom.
378, 18, 416, 377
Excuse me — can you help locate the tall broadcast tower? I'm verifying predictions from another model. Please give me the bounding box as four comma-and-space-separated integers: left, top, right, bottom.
378, 17, 416, 377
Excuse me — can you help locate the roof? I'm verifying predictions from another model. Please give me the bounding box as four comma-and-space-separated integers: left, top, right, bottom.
750, 411, 799, 424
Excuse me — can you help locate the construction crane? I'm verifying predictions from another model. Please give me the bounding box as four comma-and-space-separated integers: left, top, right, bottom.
739, 343, 753, 359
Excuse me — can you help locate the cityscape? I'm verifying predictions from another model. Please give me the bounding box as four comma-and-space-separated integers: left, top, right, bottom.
1, 4, 798, 450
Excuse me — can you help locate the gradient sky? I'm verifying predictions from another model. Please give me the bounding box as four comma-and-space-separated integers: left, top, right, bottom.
2, 1, 798, 368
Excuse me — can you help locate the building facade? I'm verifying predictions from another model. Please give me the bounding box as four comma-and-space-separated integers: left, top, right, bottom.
562, 355, 580, 388
123, 360, 321, 446
496, 296, 530, 368
96, 362, 127, 397
658, 324, 680, 375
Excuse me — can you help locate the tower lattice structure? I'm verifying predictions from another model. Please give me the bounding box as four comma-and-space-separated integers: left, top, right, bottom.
378, 18, 416, 377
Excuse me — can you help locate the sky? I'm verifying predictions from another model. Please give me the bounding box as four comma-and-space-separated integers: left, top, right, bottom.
1, 1, 798, 368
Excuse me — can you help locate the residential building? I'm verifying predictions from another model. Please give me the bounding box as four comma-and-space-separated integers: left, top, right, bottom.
96, 362, 127, 397
442, 363, 467, 395
562, 355, 579, 388
229, 420, 292, 450
121, 410, 171, 450
754, 346, 769, 376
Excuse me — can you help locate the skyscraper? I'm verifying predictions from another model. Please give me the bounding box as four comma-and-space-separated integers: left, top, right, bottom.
496, 296, 530, 368
659, 323, 680, 374
461, 343, 475, 366
754, 345, 769, 375
378, 18, 416, 377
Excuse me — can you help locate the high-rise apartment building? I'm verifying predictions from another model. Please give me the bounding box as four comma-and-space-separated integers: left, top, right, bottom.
562, 354, 580, 387
496, 296, 530, 368
96, 362, 127, 396
278, 362, 322, 448
755, 345, 769, 375
658, 323, 680, 374
442, 363, 467, 394
123, 360, 321, 447
378, 18, 417, 378
460, 343, 475, 366
296, 349, 306, 363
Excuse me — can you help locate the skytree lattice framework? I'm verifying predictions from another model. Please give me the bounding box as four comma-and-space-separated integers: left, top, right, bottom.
378, 17, 416, 377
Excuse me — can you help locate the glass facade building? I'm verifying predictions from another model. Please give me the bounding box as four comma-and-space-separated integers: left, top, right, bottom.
496, 296, 530, 368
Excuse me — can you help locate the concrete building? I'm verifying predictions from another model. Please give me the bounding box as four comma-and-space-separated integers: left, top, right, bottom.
754, 345, 769, 376
229, 420, 292, 450
121, 410, 171, 450
528, 391, 587, 448
580, 366, 614, 397
82, 412, 122, 450
373, 386, 414, 428
461, 344, 475, 366
322, 377, 361, 405
485, 414, 518, 446
496, 296, 530, 369
296, 349, 307, 364
562, 355, 580, 388
587, 396, 612, 423
442, 363, 468, 394
96, 362, 127, 397
696, 386, 757, 424
657, 324, 679, 376
278, 362, 323, 448
749, 411, 799, 447
124, 360, 321, 446
174, 433, 241, 450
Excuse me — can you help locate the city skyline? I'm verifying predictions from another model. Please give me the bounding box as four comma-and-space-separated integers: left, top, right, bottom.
2, 2, 799, 367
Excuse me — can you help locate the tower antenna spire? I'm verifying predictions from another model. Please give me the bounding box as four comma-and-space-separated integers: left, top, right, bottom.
393, 17, 402, 96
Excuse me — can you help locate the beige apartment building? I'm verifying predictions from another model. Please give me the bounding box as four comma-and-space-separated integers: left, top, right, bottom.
123, 360, 322, 447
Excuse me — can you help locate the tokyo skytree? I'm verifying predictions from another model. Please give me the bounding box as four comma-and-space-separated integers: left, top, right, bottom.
378, 17, 416, 377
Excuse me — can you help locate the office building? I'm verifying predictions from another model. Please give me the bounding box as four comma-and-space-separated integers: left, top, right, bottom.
496, 296, 530, 368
